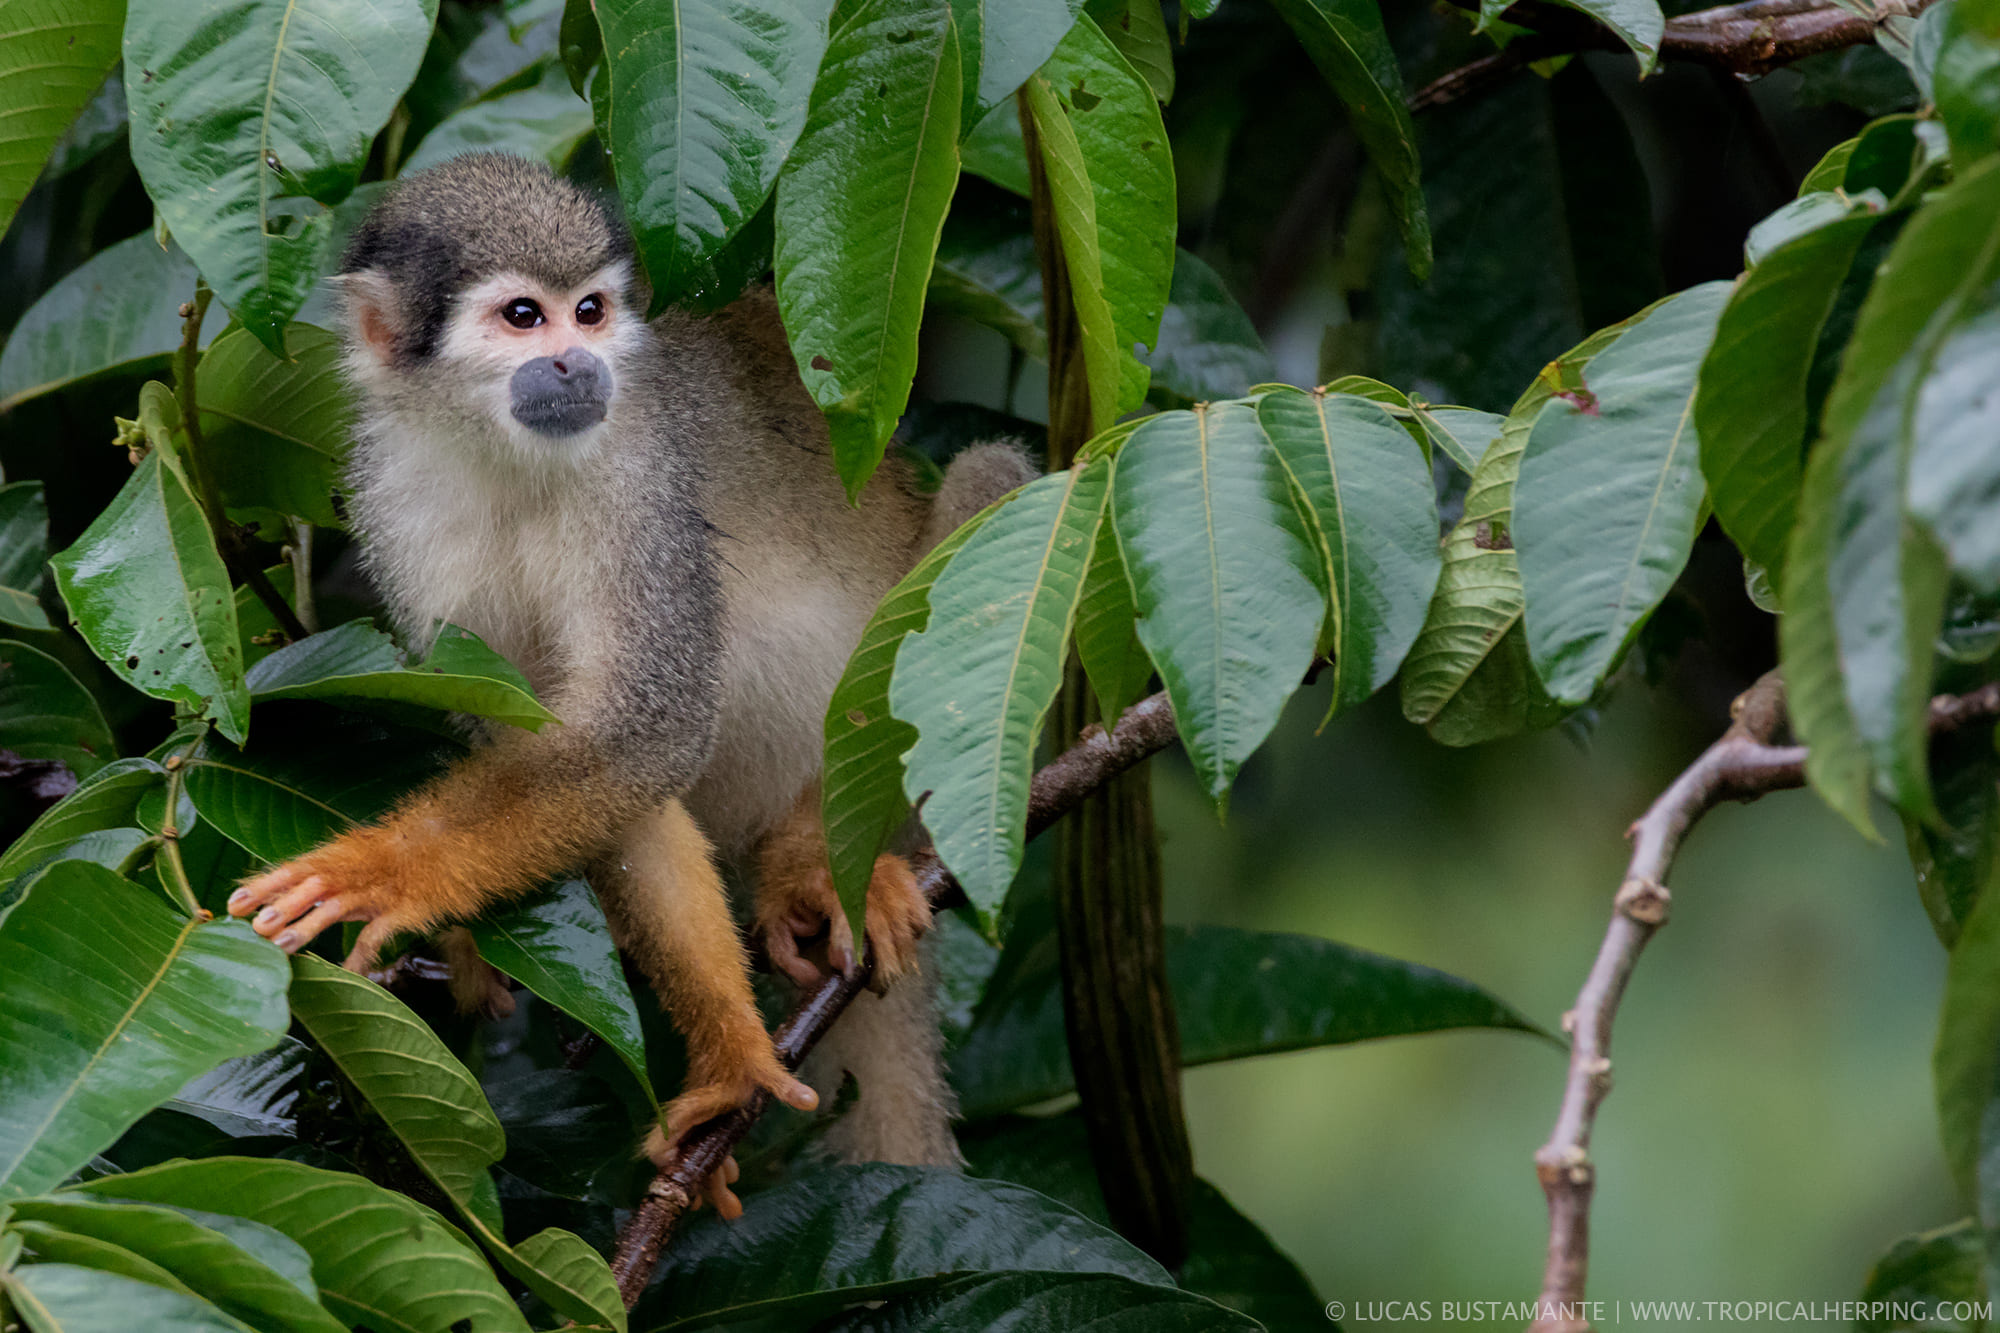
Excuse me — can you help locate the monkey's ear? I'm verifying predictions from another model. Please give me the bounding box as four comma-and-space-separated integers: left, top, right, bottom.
333, 269, 404, 365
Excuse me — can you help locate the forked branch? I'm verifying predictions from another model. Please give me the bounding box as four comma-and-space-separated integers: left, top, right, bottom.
1528, 675, 2000, 1331
607, 692, 1179, 1306
1413, 0, 1937, 111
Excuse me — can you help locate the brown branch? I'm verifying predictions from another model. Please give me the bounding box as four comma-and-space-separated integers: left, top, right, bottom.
607, 690, 1179, 1307
1528, 674, 2000, 1331
1413, 0, 1936, 111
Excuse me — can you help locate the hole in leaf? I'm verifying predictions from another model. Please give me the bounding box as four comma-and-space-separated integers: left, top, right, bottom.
811, 354, 833, 372
887, 27, 918, 42
125, 655, 139, 669
1070, 82, 1101, 112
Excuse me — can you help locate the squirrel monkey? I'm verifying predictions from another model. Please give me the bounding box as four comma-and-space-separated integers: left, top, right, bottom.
228, 154, 1033, 1191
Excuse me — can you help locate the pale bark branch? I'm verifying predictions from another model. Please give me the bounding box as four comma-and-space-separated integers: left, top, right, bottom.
1528, 674, 2000, 1331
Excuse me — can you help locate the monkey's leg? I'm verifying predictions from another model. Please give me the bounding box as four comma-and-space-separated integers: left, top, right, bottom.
595, 799, 817, 1184
437, 927, 516, 1019
752, 781, 933, 987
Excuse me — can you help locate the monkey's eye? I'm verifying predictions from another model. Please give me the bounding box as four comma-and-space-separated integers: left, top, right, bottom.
575, 293, 605, 326
500, 298, 544, 329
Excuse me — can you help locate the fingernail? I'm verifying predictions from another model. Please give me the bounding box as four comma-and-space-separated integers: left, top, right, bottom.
274, 931, 298, 952
255, 907, 279, 927
227, 889, 251, 911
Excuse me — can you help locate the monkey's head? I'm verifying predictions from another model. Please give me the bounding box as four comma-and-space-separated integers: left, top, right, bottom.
337, 153, 644, 463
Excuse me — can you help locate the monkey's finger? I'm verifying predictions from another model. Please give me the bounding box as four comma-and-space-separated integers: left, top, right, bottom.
343, 916, 404, 975
771, 1075, 817, 1114
228, 863, 312, 917
763, 926, 827, 989
249, 876, 331, 939
272, 896, 350, 954
702, 1163, 743, 1221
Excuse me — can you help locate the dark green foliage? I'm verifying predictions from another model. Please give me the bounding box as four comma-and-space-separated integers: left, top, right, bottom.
3, 0, 1998, 1324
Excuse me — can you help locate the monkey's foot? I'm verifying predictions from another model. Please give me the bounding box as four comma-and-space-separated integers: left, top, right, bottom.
636, 1134, 745, 1220
227, 828, 436, 973
644, 1053, 817, 1218
755, 853, 931, 987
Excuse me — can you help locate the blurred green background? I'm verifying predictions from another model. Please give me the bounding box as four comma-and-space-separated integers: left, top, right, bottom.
1161, 676, 1951, 1325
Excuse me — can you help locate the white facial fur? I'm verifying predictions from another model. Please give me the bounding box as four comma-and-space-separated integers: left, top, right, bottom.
340, 260, 647, 475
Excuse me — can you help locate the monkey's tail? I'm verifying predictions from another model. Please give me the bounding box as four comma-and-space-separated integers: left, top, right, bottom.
920, 441, 1040, 553
799, 939, 964, 1168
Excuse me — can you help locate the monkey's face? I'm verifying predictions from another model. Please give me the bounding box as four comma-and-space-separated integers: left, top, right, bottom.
341, 260, 647, 466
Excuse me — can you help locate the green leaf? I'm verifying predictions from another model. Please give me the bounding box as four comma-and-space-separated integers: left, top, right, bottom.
1400, 315, 1643, 745
50, 444, 249, 744
951, 924, 1547, 1119
3, 1263, 256, 1332
405, 66, 594, 175
957, 100, 1032, 195
823, 1271, 1262, 1331
1483, 0, 1664, 70
287, 953, 506, 1212
1073, 509, 1151, 722
823, 502, 1005, 940
1742, 189, 1883, 268
0, 861, 288, 1199
1021, 16, 1174, 432
1855, 1221, 1984, 1332
196, 324, 354, 529
596, 0, 831, 309
0, 481, 52, 628
1257, 388, 1442, 720
73, 1157, 531, 1333
1936, 869, 2000, 1207
0, 232, 205, 412
560, 0, 603, 95
466, 879, 659, 1110
0, 0, 124, 239
1936, 0, 2000, 165
1799, 138, 1857, 194
1697, 213, 1881, 586
1407, 404, 1503, 474
1909, 289, 2000, 592
245, 620, 555, 730
168, 1035, 308, 1136
1142, 250, 1277, 407
1088, 0, 1173, 103
0, 759, 163, 891
929, 203, 1046, 356
0, 640, 116, 777
1268, 0, 1429, 276
6, 1197, 342, 1333
633, 1164, 1169, 1329
287, 954, 623, 1330
1783, 159, 2000, 832
774, 0, 962, 499
891, 462, 1107, 923
949, 0, 1084, 121
961, 1114, 1322, 1329
1907, 725, 2000, 949
1516, 282, 1730, 704
1113, 402, 1323, 800
181, 723, 450, 865
124, 0, 440, 353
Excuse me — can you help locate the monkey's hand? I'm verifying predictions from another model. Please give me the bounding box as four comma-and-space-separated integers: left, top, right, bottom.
228, 826, 444, 974
754, 853, 931, 988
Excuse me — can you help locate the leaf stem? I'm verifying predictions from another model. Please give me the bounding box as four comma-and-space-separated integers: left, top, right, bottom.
172, 281, 312, 643
154, 730, 211, 918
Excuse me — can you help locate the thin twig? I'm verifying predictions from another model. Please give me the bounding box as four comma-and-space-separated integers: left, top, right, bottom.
1528, 674, 2000, 1331
1412, 0, 1937, 110
607, 690, 1179, 1307
172, 285, 311, 644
